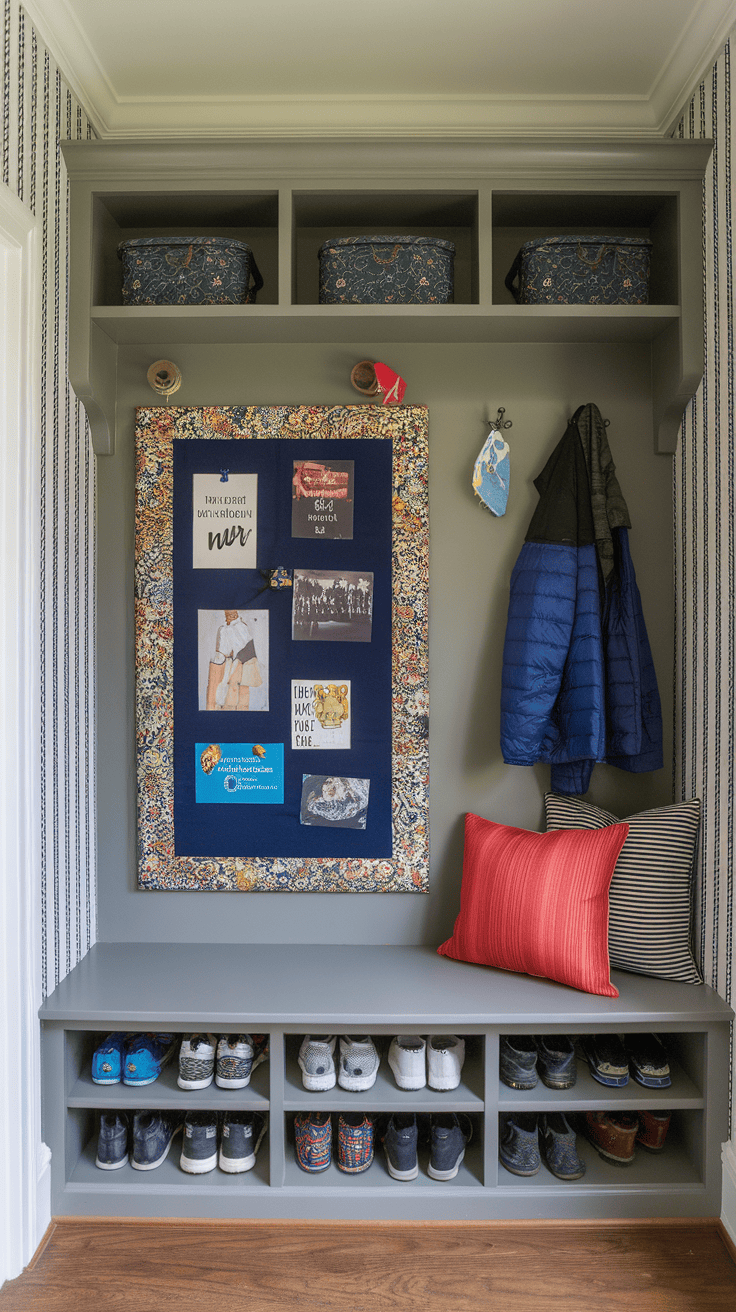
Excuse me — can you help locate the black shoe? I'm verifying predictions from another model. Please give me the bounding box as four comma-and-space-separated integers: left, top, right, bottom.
625, 1033, 671, 1088
180, 1111, 218, 1174
219, 1111, 267, 1173
580, 1034, 629, 1087
500, 1035, 537, 1089
95, 1111, 129, 1169
534, 1035, 576, 1089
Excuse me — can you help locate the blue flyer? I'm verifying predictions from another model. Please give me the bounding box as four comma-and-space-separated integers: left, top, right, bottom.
195, 742, 284, 804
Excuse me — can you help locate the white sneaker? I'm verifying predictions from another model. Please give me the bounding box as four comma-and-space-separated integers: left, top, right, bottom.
427, 1035, 465, 1090
177, 1033, 217, 1090
338, 1036, 379, 1091
298, 1035, 337, 1091
388, 1036, 427, 1090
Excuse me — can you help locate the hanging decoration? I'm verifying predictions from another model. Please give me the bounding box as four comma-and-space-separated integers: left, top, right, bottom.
472, 409, 511, 516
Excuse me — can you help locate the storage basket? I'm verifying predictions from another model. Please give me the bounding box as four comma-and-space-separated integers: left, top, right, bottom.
118, 236, 263, 305
505, 236, 652, 305
318, 235, 455, 304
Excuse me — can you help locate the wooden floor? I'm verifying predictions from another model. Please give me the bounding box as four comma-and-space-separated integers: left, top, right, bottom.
2, 1219, 736, 1312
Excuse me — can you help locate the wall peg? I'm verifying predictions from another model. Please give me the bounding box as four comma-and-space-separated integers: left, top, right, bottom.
147, 359, 182, 401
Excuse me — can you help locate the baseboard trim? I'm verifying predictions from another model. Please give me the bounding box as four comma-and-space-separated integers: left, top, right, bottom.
25, 1222, 57, 1271
51, 1215, 724, 1230
717, 1219, 736, 1266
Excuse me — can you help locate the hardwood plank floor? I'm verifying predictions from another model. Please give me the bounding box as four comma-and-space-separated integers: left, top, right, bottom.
2, 1219, 735, 1312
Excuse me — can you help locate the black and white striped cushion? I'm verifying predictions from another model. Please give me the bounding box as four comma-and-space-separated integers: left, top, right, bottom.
544, 794, 702, 985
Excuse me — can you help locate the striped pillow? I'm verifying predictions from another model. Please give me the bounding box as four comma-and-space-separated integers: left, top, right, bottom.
544, 794, 702, 985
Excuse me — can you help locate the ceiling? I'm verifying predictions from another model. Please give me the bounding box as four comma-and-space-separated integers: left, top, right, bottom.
25, 0, 736, 139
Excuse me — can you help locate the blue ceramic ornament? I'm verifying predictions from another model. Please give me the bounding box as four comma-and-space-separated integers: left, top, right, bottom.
472, 428, 510, 516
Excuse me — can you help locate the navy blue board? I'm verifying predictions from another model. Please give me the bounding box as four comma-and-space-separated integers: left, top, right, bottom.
173, 437, 393, 859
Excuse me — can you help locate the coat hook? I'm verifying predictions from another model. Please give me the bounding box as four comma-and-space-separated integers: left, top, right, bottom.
494, 407, 512, 431
147, 359, 182, 402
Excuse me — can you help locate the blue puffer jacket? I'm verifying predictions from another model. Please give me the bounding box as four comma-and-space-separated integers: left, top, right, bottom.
500, 417, 662, 795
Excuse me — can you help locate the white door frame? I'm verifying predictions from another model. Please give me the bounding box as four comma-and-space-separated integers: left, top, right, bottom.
0, 181, 49, 1283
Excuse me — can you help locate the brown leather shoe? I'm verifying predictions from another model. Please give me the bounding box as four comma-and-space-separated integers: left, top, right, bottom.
582, 1111, 638, 1165
635, 1110, 671, 1153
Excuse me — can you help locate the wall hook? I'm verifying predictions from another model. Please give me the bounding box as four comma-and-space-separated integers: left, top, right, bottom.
494, 407, 512, 431
147, 359, 182, 402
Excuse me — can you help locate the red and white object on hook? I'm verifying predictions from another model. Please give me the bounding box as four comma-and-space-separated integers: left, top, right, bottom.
350, 359, 406, 405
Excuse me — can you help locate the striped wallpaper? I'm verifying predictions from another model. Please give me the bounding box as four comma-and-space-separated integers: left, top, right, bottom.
674, 34, 735, 1125
2, 1, 96, 996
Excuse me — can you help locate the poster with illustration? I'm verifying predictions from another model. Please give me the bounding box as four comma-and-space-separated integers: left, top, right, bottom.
300, 775, 369, 829
292, 459, 354, 539
292, 569, 373, 642
192, 473, 257, 569
291, 680, 351, 749
196, 742, 284, 804
198, 609, 268, 710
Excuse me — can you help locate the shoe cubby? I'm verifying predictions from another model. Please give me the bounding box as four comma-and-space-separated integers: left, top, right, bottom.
284, 1111, 484, 1189
491, 191, 680, 306
39, 943, 733, 1219
282, 1033, 484, 1112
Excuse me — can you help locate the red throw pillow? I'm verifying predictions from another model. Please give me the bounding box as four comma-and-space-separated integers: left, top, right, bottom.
437, 813, 630, 997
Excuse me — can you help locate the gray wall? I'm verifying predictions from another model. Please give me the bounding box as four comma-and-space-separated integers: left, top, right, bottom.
97, 338, 674, 945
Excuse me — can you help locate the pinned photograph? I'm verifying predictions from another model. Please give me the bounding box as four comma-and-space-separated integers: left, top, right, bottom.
198, 609, 269, 710
300, 776, 370, 829
292, 569, 373, 642
291, 680, 351, 750
292, 459, 354, 539
196, 742, 284, 805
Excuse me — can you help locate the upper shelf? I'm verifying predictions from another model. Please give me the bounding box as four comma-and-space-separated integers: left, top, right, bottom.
61, 137, 712, 456
91, 302, 681, 345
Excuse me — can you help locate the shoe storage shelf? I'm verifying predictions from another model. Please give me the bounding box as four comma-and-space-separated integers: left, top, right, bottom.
39, 943, 733, 1221
61, 137, 711, 458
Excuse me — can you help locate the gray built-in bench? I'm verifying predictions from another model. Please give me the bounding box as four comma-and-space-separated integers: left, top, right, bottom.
40, 942, 732, 1220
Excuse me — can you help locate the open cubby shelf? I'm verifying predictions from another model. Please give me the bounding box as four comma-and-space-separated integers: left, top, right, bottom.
61, 136, 711, 455
40, 943, 732, 1220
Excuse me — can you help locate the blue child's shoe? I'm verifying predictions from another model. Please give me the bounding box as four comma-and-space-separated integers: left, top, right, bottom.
499, 1113, 541, 1176
91, 1033, 130, 1085
123, 1033, 176, 1086
539, 1113, 586, 1180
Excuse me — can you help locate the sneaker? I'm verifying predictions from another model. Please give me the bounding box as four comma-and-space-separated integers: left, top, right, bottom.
294, 1112, 332, 1173
580, 1034, 629, 1088
539, 1112, 586, 1180
625, 1034, 671, 1089
635, 1110, 671, 1153
428, 1113, 472, 1181
131, 1110, 182, 1170
427, 1035, 465, 1091
382, 1113, 419, 1180
180, 1111, 219, 1174
534, 1035, 576, 1089
123, 1033, 176, 1086
337, 1114, 374, 1174
91, 1033, 131, 1085
581, 1111, 638, 1165
338, 1036, 379, 1092
178, 1033, 217, 1090
499, 1113, 540, 1177
499, 1036, 537, 1090
95, 1111, 129, 1170
219, 1112, 267, 1173
298, 1036, 337, 1091
388, 1036, 426, 1090
216, 1034, 268, 1089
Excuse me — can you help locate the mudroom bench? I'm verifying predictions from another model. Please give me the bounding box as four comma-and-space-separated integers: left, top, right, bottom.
40, 942, 732, 1221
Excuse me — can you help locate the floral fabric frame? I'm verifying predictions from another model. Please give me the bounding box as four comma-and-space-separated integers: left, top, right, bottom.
135, 404, 429, 892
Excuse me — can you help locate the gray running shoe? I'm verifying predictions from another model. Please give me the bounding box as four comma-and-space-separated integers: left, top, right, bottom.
95, 1111, 128, 1170
338, 1036, 379, 1092
428, 1113, 473, 1180
178, 1033, 217, 1090
131, 1110, 182, 1170
298, 1035, 337, 1091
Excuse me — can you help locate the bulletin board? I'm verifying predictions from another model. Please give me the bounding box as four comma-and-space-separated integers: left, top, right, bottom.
135, 404, 429, 892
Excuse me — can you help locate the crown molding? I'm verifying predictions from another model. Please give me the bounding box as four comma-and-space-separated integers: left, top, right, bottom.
23, 0, 736, 140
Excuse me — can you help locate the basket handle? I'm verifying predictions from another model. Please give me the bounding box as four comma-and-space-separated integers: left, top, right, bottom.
576, 241, 614, 270
370, 243, 402, 266
504, 251, 522, 303
247, 255, 264, 303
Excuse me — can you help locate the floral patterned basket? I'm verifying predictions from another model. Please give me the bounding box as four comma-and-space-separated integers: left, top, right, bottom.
318, 235, 455, 304
505, 235, 652, 305
118, 236, 263, 305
